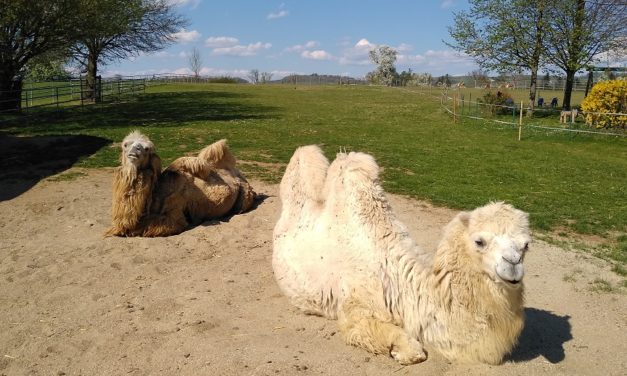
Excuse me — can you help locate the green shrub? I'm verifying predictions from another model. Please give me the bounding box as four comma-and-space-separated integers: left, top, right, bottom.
479, 90, 515, 115
207, 76, 239, 84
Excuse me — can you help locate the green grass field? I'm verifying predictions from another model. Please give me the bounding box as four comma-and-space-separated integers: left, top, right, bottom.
2, 83, 625, 263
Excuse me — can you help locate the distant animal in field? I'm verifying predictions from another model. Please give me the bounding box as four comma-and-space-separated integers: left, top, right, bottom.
560, 109, 579, 123
273, 145, 531, 365
550, 97, 558, 108
106, 131, 255, 237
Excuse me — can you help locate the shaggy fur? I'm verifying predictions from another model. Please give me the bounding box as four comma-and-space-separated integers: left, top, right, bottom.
273, 145, 531, 365
106, 130, 255, 237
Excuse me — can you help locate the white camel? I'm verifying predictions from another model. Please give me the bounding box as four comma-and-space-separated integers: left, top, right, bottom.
273, 145, 531, 365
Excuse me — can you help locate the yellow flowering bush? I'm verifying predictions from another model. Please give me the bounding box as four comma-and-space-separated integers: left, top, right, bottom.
580, 78, 627, 128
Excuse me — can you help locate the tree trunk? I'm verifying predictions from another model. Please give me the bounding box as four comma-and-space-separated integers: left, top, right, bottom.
85, 50, 100, 103
562, 69, 576, 110
527, 67, 538, 116
0, 72, 23, 112
527, 2, 544, 116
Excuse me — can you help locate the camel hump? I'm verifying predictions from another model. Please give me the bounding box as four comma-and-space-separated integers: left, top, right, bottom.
328, 151, 379, 185
322, 151, 383, 217
280, 145, 330, 206
198, 139, 236, 169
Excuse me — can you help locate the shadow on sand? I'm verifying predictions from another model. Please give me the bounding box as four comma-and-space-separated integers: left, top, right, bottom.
0, 134, 110, 201
508, 307, 572, 364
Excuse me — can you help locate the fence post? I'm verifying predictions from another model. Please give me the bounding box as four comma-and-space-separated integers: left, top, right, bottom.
518, 101, 523, 141
453, 91, 457, 123
55, 87, 59, 109
469, 93, 472, 116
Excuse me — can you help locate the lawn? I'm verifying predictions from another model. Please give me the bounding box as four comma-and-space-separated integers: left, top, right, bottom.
1, 82, 625, 262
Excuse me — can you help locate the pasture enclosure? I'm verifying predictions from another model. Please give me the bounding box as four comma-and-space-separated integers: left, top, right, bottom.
1, 82, 625, 262
436, 88, 626, 138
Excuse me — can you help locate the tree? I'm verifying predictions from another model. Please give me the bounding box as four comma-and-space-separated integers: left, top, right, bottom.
0, 0, 80, 111
368, 46, 397, 86
436, 74, 452, 87
447, 0, 547, 111
26, 55, 71, 81
398, 68, 413, 86
260, 72, 273, 83
469, 69, 490, 87
542, 72, 551, 88
188, 47, 202, 78
542, 0, 626, 109
248, 69, 260, 84
71, 0, 187, 101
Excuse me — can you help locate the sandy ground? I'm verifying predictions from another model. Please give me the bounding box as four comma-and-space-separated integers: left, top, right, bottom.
1, 168, 625, 376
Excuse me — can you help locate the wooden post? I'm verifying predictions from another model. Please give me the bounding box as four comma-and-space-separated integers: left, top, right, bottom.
452, 91, 457, 123
469, 93, 472, 115
518, 101, 523, 141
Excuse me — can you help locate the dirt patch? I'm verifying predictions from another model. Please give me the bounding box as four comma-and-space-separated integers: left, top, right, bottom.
0, 169, 625, 375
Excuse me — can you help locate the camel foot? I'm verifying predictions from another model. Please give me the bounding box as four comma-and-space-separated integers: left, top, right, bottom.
390, 338, 427, 365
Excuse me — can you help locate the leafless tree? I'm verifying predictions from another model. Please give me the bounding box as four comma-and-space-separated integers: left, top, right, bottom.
260, 72, 273, 83
248, 69, 260, 84
188, 47, 202, 78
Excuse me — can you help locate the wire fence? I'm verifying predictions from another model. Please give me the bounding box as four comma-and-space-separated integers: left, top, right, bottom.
435, 88, 626, 139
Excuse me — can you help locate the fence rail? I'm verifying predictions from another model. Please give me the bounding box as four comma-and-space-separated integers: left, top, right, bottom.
0, 76, 147, 117
437, 89, 626, 138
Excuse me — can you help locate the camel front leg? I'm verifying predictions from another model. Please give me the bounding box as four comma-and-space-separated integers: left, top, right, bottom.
141, 210, 188, 237
338, 298, 427, 365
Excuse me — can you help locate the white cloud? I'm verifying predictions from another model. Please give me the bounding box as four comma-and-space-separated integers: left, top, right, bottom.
423, 49, 473, 66
173, 67, 193, 75
395, 49, 478, 75
212, 42, 272, 57
339, 38, 376, 65
171, 29, 201, 43
285, 41, 320, 53
150, 51, 176, 58
441, 0, 454, 9
166, 0, 201, 9
205, 36, 239, 48
397, 43, 413, 53
301, 50, 334, 61
355, 38, 374, 49
593, 42, 627, 66
397, 54, 426, 64
267, 10, 289, 19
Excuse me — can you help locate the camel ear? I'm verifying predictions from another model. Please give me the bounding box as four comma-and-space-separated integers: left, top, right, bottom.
149, 153, 162, 179
456, 211, 470, 228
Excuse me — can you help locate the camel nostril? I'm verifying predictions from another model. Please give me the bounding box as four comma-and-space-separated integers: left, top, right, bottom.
502, 254, 521, 265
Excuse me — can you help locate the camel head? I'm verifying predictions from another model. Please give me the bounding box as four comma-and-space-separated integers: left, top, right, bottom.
120, 130, 158, 171
456, 202, 531, 289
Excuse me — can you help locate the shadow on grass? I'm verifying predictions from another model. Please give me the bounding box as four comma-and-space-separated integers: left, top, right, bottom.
0, 90, 279, 134
0, 134, 110, 201
507, 307, 572, 364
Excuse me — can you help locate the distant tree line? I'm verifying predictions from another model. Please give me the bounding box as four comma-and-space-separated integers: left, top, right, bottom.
0, 0, 187, 111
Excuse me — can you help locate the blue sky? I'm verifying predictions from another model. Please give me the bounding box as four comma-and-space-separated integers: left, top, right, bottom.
105, 0, 480, 79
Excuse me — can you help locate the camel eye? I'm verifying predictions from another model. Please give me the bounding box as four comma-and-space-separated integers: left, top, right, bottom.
474, 239, 485, 248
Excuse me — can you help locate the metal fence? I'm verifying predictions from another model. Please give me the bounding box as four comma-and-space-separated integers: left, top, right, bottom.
0, 76, 147, 117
